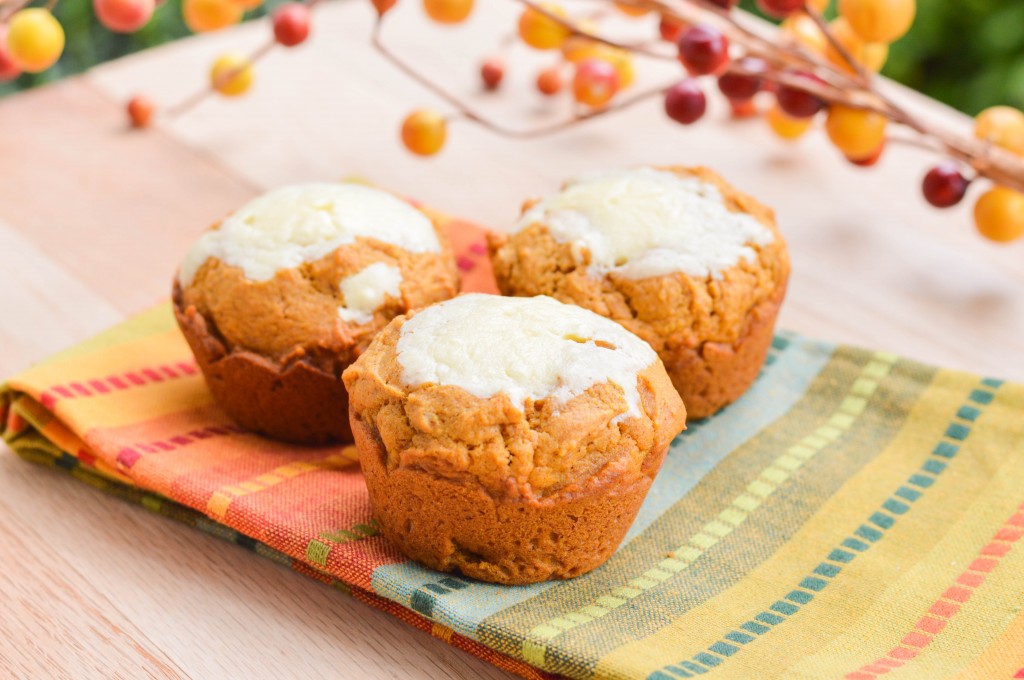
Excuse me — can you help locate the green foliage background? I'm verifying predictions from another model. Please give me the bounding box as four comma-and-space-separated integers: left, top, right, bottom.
741, 0, 1024, 115
2, 0, 1023, 115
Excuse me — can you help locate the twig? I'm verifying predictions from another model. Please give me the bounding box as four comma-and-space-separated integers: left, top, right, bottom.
164, 0, 323, 119
373, 17, 675, 138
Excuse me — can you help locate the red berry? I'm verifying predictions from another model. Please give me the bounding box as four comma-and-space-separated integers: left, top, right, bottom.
717, 57, 766, 101
0, 27, 22, 83
776, 72, 825, 118
480, 57, 504, 90
922, 162, 969, 208
677, 24, 729, 76
126, 94, 155, 128
664, 79, 706, 125
756, 0, 804, 18
708, 0, 738, 7
93, 0, 155, 33
658, 14, 686, 42
272, 3, 310, 47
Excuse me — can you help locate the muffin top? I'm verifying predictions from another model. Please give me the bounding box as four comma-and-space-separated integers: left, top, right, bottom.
491, 166, 789, 350
515, 166, 775, 280
177, 182, 459, 368
343, 294, 686, 500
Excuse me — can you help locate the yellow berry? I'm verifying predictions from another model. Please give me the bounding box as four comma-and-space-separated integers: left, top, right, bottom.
422, 0, 473, 24
183, 0, 243, 32
975, 106, 1024, 156
825, 105, 887, 159
401, 109, 446, 156
6, 9, 64, 73
767, 104, 812, 141
974, 186, 1024, 243
210, 53, 254, 97
838, 0, 915, 44
807, 0, 830, 10
781, 14, 826, 54
825, 17, 888, 73
518, 3, 570, 50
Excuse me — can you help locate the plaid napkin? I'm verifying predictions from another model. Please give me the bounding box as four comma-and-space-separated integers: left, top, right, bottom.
3, 217, 1023, 680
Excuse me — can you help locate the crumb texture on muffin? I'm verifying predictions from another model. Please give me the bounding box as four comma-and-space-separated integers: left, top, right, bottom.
178, 182, 460, 368
345, 294, 683, 499
173, 182, 460, 444
490, 166, 790, 419
343, 294, 686, 583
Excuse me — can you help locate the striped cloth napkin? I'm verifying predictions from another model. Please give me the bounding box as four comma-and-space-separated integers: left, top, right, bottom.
2, 217, 1023, 680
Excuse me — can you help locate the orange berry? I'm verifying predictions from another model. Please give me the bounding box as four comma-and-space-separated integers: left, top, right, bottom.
974, 186, 1024, 242
729, 97, 758, 118
401, 109, 446, 156
658, 14, 687, 43
6, 9, 64, 73
536, 65, 563, 96
231, 0, 263, 9
838, 0, 915, 44
766, 104, 812, 140
210, 52, 254, 96
561, 34, 597, 63
518, 3, 570, 50
183, 0, 242, 32
423, 0, 473, 24
371, 0, 397, 15
781, 14, 826, 54
824, 17, 888, 73
847, 143, 884, 166
974, 106, 1024, 156
614, 1, 648, 17
572, 58, 619, 107
126, 94, 155, 128
825, 105, 887, 159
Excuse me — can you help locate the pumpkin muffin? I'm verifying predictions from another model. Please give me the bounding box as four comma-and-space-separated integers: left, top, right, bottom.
342, 293, 686, 584
174, 182, 459, 444
489, 166, 789, 419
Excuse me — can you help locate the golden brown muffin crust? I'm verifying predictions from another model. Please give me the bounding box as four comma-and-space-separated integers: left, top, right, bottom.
488, 166, 790, 419
343, 304, 686, 583
174, 206, 459, 444
181, 228, 459, 370
342, 313, 686, 500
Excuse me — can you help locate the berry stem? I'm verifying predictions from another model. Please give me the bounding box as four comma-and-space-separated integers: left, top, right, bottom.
374, 9, 678, 138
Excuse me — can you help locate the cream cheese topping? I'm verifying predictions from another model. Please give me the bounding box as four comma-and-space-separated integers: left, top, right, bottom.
395, 294, 658, 422
337, 262, 403, 325
178, 183, 440, 286
515, 167, 774, 280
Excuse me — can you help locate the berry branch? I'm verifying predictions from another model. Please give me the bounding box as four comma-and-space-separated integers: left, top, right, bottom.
379, 0, 1024, 240
1, 0, 1022, 240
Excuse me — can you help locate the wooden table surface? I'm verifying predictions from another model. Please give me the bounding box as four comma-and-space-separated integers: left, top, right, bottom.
2, 2, 1022, 678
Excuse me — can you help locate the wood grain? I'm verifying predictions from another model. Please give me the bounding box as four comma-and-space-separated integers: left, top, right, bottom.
1, 2, 1022, 678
